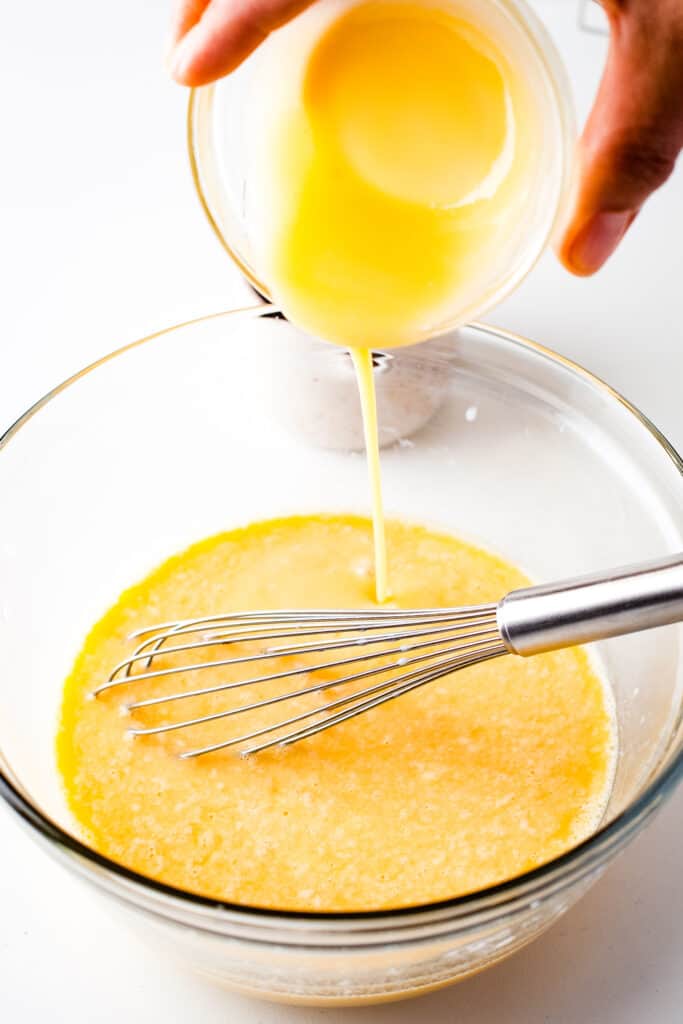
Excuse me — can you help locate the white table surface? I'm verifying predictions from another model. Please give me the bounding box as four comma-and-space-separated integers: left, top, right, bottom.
2, 1, 683, 1020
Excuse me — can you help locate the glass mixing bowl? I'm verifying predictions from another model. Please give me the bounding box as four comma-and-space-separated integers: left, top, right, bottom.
188, 0, 575, 337
2, 310, 683, 1005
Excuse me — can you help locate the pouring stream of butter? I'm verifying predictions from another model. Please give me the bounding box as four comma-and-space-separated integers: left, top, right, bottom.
351, 348, 389, 601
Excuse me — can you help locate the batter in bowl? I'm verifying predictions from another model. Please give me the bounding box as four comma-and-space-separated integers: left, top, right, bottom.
58, 515, 615, 911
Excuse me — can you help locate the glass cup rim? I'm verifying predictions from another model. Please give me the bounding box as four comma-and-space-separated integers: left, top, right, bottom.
187, 0, 577, 333
2, 307, 683, 931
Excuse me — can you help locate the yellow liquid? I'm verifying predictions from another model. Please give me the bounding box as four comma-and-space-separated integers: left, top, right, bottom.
255, 0, 537, 600
58, 516, 615, 911
351, 347, 388, 601
260, 0, 533, 348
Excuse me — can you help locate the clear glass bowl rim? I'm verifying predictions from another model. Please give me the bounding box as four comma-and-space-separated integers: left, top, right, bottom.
1, 307, 683, 933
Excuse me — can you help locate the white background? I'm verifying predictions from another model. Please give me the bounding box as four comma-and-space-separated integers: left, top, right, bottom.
2, 1, 683, 1020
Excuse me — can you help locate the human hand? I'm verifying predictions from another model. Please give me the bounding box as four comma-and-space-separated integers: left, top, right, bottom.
168, 0, 683, 276
560, 0, 683, 275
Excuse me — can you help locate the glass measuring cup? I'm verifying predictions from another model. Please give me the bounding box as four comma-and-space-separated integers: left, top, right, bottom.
188, 0, 576, 339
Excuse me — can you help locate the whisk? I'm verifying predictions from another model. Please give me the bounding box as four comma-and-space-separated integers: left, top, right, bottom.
95, 554, 683, 758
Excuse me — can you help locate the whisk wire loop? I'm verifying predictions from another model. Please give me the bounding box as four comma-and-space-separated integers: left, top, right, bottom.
95, 605, 503, 756
95, 553, 683, 756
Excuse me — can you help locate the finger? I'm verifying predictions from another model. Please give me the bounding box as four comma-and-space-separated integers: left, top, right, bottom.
559, 3, 683, 276
169, 0, 315, 86
168, 0, 210, 50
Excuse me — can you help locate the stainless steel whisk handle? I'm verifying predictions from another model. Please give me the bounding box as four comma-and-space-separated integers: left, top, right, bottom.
498, 554, 683, 657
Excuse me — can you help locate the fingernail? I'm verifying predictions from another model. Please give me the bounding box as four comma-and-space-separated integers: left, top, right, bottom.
164, 32, 178, 67
568, 210, 635, 275
168, 36, 193, 81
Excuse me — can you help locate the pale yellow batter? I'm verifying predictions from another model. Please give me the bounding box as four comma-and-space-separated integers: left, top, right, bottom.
58, 515, 615, 911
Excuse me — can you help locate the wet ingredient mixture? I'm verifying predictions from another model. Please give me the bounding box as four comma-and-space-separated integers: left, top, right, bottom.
58, 515, 615, 911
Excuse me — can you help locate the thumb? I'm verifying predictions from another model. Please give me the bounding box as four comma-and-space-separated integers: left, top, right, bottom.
559, 3, 683, 276
169, 0, 315, 85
